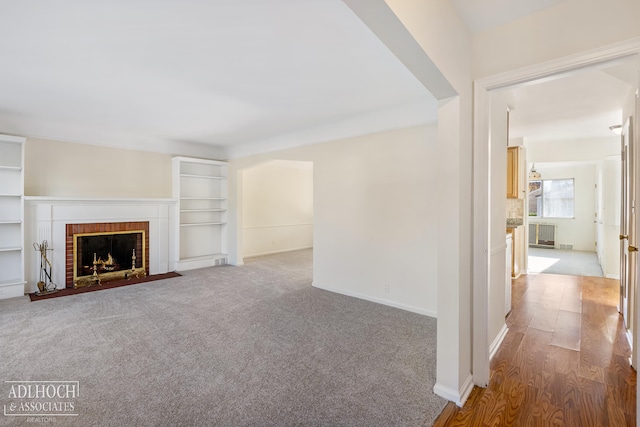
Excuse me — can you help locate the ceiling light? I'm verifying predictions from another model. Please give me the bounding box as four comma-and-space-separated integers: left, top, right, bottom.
529, 163, 541, 180
609, 125, 622, 135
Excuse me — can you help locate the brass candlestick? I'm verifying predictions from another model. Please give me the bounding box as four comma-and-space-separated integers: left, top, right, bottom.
92, 253, 101, 286
131, 249, 139, 279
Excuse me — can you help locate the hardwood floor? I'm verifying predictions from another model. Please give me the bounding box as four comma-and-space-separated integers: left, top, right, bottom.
433, 273, 637, 426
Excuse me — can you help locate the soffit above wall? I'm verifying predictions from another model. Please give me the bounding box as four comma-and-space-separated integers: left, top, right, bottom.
0, 0, 437, 158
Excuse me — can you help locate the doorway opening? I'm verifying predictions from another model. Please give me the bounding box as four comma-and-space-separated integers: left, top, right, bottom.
523, 161, 613, 278
501, 60, 633, 279
473, 41, 640, 387
240, 159, 314, 262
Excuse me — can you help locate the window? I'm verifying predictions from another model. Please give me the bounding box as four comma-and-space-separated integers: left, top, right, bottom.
528, 179, 574, 218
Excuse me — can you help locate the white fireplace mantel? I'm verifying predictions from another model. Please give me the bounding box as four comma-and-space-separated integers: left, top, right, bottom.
24, 196, 177, 293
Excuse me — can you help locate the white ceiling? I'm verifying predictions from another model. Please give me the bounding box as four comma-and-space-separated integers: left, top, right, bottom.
0, 0, 437, 158
451, 0, 567, 34
507, 60, 639, 143
1, 1, 636, 159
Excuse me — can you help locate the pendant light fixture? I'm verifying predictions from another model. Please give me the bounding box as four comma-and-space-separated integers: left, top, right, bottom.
529, 163, 541, 180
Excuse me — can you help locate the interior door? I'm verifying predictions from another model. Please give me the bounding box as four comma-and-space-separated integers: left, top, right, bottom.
622, 116, 636, 364
621, 122, 629, 318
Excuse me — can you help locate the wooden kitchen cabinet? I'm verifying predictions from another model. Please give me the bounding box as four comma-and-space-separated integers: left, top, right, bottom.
507, 146, 524, 199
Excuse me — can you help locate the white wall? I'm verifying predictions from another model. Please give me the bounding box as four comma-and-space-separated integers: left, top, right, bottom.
24, 137, 173, 198
311, 128, 437, 316
526, 137, 621, 270
472, 0, 640, 79
528, 163, 597, 252
384, 0, 475, 403
230, 124, 439, 317
242, 160, 313, 257
526, 137, 620, 163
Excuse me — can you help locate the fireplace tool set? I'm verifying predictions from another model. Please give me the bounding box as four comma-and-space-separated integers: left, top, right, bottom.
33, 240, 58, 295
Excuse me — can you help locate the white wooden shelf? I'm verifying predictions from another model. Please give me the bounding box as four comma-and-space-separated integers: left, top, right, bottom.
0, 134, 25, 299
180, 208, 227, 213
180, 222, 227, 227
180, 173, 226, 180
180, 197, 226, 201
173, 156, 228, 271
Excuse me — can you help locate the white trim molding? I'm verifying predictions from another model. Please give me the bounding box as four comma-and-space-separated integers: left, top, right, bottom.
489, 324, 509, 361
472, 75, 492, 388
244, 246, 313, 259
433, 374, 474, 407
312, 281, 437, 318
478, 37, 640, 91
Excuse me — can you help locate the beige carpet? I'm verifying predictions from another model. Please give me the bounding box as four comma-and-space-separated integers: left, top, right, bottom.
0, 249, 444, 426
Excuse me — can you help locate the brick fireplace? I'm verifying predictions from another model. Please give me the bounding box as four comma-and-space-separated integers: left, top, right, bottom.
66, 222, 150, 288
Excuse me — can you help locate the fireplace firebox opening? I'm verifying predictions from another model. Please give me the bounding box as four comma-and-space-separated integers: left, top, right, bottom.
66, 222, 150, 288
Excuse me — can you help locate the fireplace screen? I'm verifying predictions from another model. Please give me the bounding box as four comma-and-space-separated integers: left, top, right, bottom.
73, 230, 146, 288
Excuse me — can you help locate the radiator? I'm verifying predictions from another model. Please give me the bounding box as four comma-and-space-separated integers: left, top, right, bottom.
529, 223, 556, 248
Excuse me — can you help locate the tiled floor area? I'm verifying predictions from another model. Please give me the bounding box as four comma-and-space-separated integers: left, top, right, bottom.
528, 248, 604, 277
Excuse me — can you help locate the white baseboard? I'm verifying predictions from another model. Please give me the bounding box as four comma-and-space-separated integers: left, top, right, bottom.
244, 246, 313, 259
0, 281, 26, 300
433, 373, 474, 407
175, 254, 228, 271
605, 273, 621, 280
311, 281, 436, 318
489, 324, 509, 361
459, 374, 475, 406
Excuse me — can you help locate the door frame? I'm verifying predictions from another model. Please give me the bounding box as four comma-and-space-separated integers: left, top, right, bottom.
620, 137, 627, 314
621, 119, 631, 325
623, 115, 639, 367
472, 38, 640, 386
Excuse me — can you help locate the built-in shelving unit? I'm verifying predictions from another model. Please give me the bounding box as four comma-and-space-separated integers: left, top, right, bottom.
172, 156, 228, 271
0, 134, 26, 299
